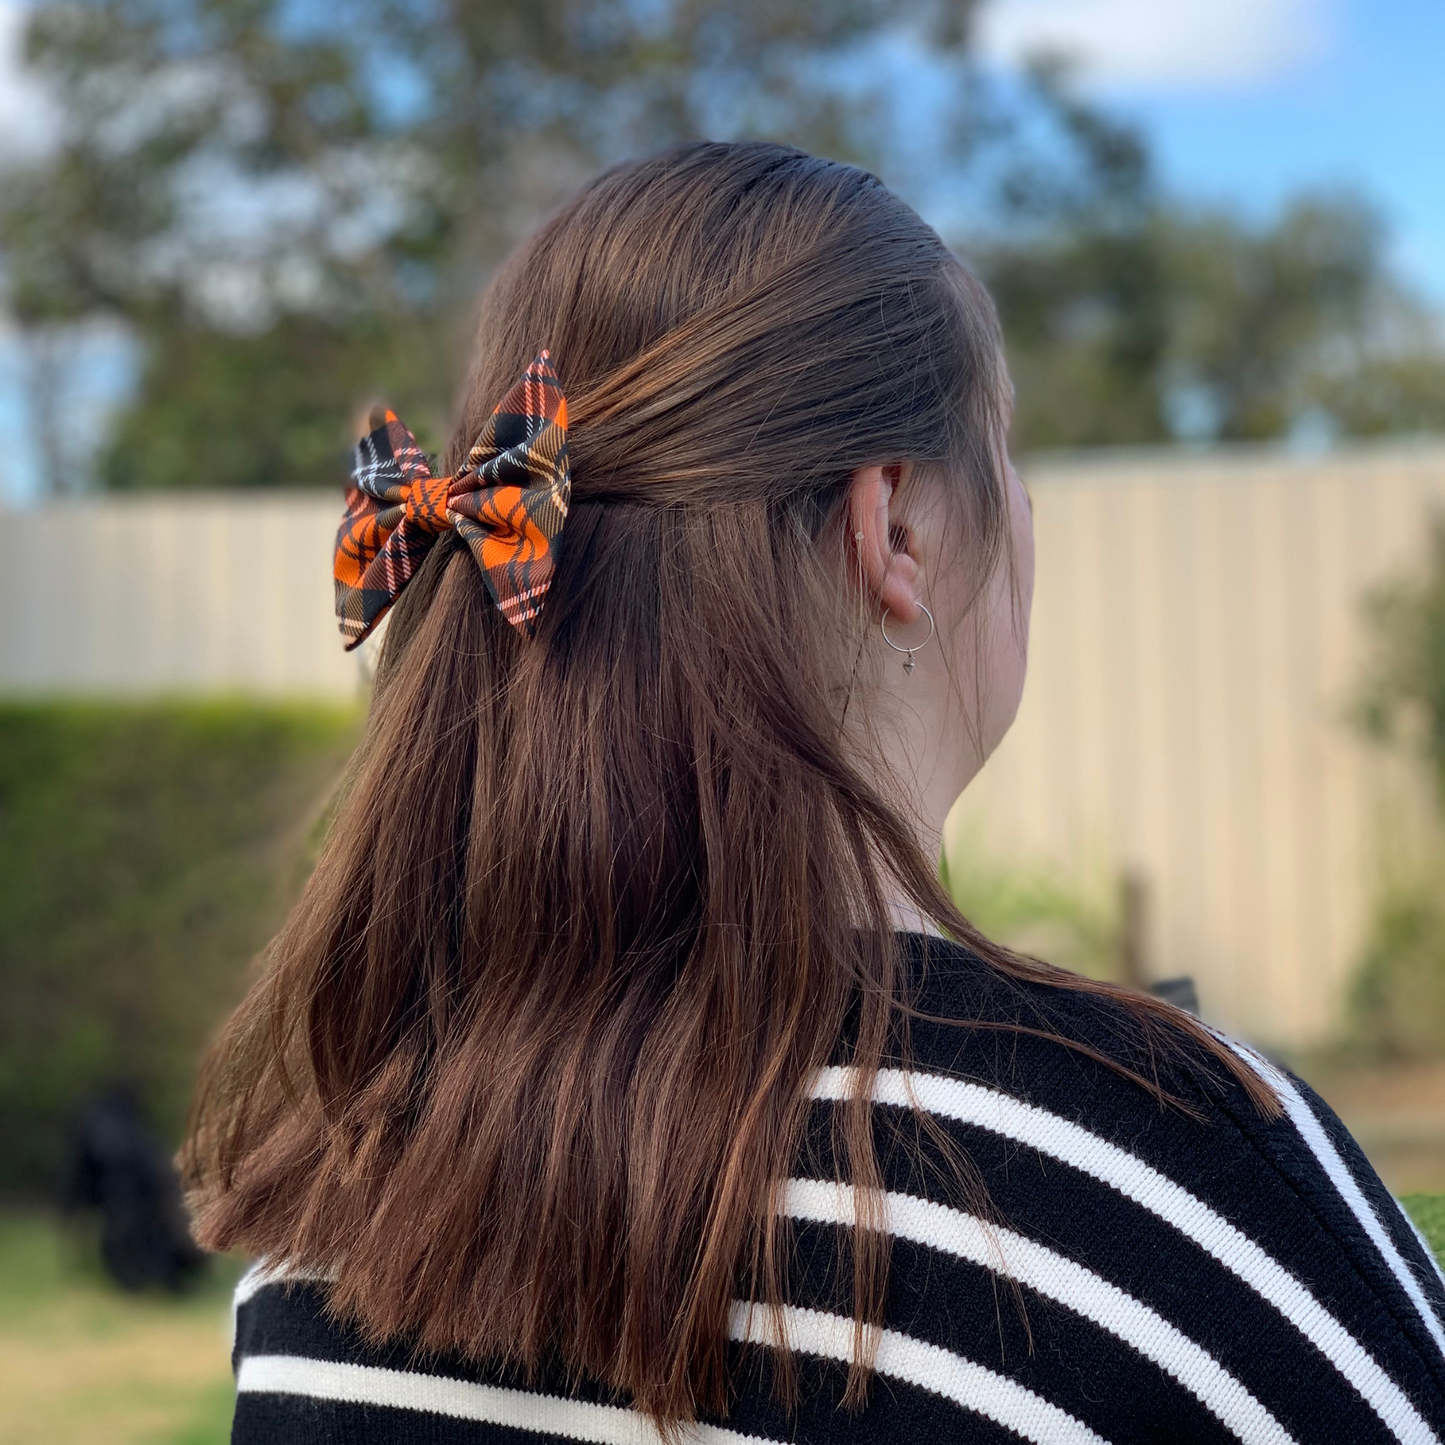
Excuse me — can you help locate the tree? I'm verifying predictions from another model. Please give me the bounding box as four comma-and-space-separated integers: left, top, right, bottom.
6, 5, 1442, 485
967, 62, 1445, 453
1307, 305, 1445, 441
966, 58, 1170, 449
1163, 195, 1395, 443
1, 0, 985, 490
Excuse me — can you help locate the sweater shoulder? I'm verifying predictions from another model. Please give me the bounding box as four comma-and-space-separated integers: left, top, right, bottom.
813, 932, 1445, 1435
889, 932, 1233, 1112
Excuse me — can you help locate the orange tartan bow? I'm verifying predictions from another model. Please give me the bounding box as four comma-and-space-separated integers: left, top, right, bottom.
334, 351, 570, 648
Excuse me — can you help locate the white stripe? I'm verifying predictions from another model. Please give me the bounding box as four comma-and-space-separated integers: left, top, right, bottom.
237, 1355, 783, 1444
233, 1259, 334, 1311
813, 1065, 1438, 1445
231, 1259, 335, 1355
238, 1283, 1104, 1442
496, 580, 550, 618
1397, 1201, 1445, 1295
729, 1304, 1109, 1445
783, 1178, 1295, 1445
1227, 1039, 1445, 1359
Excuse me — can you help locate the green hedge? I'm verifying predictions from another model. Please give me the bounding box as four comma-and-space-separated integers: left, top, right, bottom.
0, 701, 362, 1197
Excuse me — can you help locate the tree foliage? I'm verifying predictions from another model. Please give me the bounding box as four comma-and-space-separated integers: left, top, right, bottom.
1, 0, 984, 490
972, 62, 1445, 452
2, 3, 1443, 488
1344, 517, 1445, 1060
1157, 196, 1441, 445
971, 61, 1168, 448
1356, 515, 1445, 802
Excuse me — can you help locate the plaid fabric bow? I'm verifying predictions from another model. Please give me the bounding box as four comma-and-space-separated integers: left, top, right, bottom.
334, 350, 570, 649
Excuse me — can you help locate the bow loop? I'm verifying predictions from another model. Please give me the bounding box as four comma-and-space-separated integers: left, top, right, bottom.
333, 351, 571, 649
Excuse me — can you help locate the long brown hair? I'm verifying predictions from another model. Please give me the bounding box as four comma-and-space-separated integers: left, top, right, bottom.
184, 141, 1274, 1426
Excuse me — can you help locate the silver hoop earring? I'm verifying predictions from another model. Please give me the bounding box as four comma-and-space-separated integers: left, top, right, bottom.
880, 604, 935, 675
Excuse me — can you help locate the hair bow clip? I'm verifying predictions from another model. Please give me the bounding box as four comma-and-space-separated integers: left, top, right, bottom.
333, 350, 570, 649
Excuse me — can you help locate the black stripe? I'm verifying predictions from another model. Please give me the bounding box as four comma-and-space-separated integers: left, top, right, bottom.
1288, 1079, 1445, 1340
227, 934, 1445, 1445
233, 1393, 589, 1445
803, 1110, 1396, 1444
861, 1226, 1234, 1445
236, 1282, 635, 1409
722, 1341, 1051, 1445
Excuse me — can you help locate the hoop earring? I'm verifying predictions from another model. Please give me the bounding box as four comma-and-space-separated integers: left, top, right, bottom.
880, 604, 935, 675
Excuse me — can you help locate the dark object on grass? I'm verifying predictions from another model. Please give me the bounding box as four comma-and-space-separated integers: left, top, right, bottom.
1150, 976, 1200, 1015
64, 1086, 205, 1291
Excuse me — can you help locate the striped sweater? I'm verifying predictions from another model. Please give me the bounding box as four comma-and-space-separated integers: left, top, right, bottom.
230, 935, 1445, 1443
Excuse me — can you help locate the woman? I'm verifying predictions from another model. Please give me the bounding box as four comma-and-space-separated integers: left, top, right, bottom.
186, 142, 1445, 1444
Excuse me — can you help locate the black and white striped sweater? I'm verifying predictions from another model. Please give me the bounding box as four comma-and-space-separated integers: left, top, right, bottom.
230, 936, 1445, 1443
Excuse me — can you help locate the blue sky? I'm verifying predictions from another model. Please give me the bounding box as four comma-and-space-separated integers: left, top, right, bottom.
977, 0, 1445, 302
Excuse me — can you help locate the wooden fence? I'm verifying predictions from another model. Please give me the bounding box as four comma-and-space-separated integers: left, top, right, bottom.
0, 493, 365, 696
5, 441, 1445, 1046
945, 441, 1445, 1047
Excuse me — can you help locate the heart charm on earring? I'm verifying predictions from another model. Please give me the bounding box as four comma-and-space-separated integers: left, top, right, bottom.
880, 605, 935, 675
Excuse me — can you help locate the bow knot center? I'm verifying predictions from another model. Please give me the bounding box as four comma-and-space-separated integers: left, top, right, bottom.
405, 472, 453, 532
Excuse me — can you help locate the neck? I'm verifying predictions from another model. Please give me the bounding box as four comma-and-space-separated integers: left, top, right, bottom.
886, 896, 946, 938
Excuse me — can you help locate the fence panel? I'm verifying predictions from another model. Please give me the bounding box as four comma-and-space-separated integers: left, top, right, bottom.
948, 442, 1445, 1047
6, 447, 1445, 1046
1, 493, 365, 697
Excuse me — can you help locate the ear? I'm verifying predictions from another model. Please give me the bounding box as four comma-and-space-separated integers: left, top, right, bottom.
848, 460, 923, 623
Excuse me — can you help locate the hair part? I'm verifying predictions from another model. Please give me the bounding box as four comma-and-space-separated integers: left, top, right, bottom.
183, 141, 1275, 1428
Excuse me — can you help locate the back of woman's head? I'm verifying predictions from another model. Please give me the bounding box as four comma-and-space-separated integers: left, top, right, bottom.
185, 141, 1108, 1425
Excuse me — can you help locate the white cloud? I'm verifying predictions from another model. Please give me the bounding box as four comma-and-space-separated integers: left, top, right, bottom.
0, 0, 60, 166
976, 0, 1333, 93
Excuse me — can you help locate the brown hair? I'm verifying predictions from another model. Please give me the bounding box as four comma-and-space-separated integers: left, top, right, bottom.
184, 141, 1274, 1426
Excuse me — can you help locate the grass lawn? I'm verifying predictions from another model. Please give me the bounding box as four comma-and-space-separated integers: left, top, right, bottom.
3, 1200, 1443, 1442
1405, 1193, 1445, 1264
0, 1212, 242, 1445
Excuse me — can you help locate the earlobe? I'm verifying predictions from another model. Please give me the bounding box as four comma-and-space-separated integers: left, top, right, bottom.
847, 461, 923, 624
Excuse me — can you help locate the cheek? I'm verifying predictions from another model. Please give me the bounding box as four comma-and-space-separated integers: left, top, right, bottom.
1011, 492, 1036, 671
979, 565, 1028, 724
991, 493, 1035, 726
950, 499, 1033, 747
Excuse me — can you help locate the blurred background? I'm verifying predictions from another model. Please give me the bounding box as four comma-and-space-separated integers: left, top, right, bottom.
2, 0, 1445, 1438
